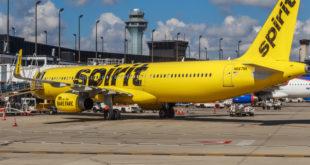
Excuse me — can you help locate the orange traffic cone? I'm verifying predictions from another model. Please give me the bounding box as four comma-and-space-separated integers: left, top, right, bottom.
2, 112, 6, 120
180, 109, 184, 116
213, 107, 216, 114
177, 109, 180, 115
12, 117, 17, 127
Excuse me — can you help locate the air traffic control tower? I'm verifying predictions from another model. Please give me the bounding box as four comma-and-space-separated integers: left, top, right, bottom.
125, 9, 148, 55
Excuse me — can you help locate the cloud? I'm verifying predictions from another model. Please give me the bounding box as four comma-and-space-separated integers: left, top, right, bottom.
19, 0, 61, 44
0, 12, 7, 34
0, 0, 66, 50
154, 16, 259, 59
101, 0, 116, 6
210, 0, 277, 8
290, 19, 310, 60
66, 0, 90, 8
81, 12, 125, 53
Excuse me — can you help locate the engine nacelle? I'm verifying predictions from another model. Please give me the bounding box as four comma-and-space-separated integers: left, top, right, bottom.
233, 94, 258, 104
55, 93, 93, 113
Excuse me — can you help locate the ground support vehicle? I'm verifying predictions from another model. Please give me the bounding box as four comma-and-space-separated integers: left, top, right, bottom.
229, 104, 255, 117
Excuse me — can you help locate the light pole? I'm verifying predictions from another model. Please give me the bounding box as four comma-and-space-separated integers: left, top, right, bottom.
78, 14, 83, 63
58, 8, 64, 60
176, 32, 180, 61
73, 33, 76, 51
35, 0, 41, 55
219, 38, 223, 60
151, 29, 155, 63
95, 20, 100, 58
100, 36, 104, 56
199, 35, 202, 60
11, 27, 15, 36
6, 0, 10, 54
237, 40, 242, 58
205, 47, 208, 60
44, 30, 47, 44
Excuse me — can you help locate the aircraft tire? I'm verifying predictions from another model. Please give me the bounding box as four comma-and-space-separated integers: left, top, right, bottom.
104, 109, 115, 120
159, 110, 166, 118
113, 109, 121, 120
167, 107, 175, 118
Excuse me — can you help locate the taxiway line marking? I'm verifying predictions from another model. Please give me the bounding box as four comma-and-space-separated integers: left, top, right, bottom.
0, 150, 310, 158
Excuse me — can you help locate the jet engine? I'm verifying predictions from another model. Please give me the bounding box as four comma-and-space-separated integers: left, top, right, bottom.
233, 94, 258, 104
55, 93, 93, 113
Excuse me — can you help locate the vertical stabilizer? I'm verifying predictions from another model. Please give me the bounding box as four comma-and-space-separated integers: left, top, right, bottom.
238, 0, 300, 61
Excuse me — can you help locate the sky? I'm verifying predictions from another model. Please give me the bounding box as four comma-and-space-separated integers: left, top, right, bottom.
0, 0, 310, 61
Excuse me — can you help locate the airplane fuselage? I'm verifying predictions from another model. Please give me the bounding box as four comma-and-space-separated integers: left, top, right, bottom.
32, 60, 306, 104
273, 77, 310, 98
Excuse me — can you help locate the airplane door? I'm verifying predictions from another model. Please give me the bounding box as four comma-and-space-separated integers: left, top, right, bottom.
223, 64, 234, 87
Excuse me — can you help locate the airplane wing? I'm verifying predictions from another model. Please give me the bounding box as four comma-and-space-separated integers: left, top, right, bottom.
14, 49, 157, 103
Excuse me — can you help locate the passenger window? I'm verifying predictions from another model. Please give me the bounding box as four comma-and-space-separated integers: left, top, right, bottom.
209, 73, 212, 77
171, 74, 174, 78
205, 73, 208, 77
193, 74, 196, 77
186, 74, 188, 77
178, 74, 180, 77
160, 74, 162, 78
201, 73, 203, 77
190, 74, 192, 77
157, 74, 159, 78
197, 74, 200, 77
164, 74, 166, 78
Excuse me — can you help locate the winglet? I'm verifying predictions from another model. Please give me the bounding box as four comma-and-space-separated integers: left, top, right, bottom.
14, 49, 23, 79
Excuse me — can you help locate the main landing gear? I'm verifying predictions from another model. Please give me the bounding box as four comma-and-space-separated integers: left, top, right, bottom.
103, 109, 121, 120
159, 103, 175, 119
103, 95, 121, 120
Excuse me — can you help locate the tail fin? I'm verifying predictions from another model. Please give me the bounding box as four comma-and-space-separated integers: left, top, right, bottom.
238, 0, 300, 61
14, 49, 23, 79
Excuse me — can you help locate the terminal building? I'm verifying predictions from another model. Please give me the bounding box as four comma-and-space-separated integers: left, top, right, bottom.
147, 40, 189, 61
0, 34, 179, 66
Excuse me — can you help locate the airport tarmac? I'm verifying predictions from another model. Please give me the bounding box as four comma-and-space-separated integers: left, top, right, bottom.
1, 103, 310, 165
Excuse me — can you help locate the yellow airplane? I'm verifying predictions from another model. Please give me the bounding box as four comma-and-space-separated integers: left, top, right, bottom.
14, 0, 309, 120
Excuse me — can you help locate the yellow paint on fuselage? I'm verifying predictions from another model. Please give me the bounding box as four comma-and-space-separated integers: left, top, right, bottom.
33, 59, 306, 103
